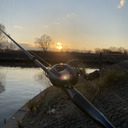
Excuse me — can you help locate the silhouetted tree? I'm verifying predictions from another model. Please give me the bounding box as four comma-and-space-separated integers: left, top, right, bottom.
0, 24, 17, 51
95, 47, 128, 55
95, 48, 101, 54
0, 24, 6, 51
35, 34, 53, 53
0, 24, 6, 42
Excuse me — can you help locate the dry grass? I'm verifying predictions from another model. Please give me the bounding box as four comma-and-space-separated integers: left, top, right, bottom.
17, 119, 24, 128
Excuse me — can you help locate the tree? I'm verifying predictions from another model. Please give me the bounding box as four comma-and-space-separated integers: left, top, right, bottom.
0, 24, 17, 51
0, 24, 6, 51
95, 48, 101, 54
0, 24, 6, 42
35, 34, 53, 52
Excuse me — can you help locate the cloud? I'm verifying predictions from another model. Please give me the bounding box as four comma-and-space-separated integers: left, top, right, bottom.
118, 0, 126, 8
14, 25, 23, 29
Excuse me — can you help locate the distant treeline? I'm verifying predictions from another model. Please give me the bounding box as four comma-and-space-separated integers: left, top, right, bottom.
0, 41, 128, 55
0, 50, 128, 67
95, 47, 128, 55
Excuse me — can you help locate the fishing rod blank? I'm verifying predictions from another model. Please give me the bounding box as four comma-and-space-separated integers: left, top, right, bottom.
0, 28, 115, 128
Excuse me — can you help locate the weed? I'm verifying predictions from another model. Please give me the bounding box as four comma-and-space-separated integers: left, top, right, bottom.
75, 69, 126, 100
26, 94, 44, 112
26, 100, 37, 111
17, 120, 24, 128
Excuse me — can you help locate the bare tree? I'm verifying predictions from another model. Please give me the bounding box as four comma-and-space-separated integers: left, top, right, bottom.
0, 24, 17, 51
95, 48, 101, 54
0, 24, 7, 51
0, 24, 6, 42
35, 34, 53, 52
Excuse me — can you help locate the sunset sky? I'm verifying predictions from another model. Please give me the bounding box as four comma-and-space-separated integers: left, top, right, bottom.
0, 0, 128, 51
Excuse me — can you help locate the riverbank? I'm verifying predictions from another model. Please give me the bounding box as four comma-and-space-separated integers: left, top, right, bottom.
1, 51, 128, 66
2, 61, 128, 128
22, 79, 128, 128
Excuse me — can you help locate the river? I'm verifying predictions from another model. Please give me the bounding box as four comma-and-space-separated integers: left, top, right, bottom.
0, 66, 51, 127
0, 65, 97, 127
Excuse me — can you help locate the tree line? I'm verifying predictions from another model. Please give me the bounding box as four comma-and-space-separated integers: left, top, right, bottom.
95, 47, 128, 55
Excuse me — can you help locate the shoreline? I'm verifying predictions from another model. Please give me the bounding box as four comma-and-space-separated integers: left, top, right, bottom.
2, 77, 128, 128
2, 61, 128, 128
1, 86, 53, 128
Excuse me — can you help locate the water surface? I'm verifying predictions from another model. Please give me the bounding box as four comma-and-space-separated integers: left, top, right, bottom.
0, 66, 50, 127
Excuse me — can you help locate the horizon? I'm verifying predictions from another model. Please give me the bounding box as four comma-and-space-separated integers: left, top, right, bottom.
0, 0, 128, 51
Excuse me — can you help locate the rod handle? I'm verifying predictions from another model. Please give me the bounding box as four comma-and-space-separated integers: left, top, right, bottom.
63, 88, 115, 128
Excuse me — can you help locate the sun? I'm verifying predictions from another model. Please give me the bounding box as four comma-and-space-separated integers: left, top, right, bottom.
56, 42, 63, 50
57, 45, 62, 50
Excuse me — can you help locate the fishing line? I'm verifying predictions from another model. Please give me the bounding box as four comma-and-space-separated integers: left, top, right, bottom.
7, 0, 18, 28
29, 51, 51, 67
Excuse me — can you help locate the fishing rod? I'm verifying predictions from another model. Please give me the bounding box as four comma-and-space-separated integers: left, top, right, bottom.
0, 28, 115, 128
29, 51, 51, 67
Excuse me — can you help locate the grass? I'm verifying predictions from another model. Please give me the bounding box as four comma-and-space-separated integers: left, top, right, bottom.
75, 69, 126, 100
26, 69, 126, 111
102, 69, 126, 86
26, 100, 38, 112
17, 119, 24, 128
22, 68, 127, 128
25, 87, 65, 113
26, 94, 45, 112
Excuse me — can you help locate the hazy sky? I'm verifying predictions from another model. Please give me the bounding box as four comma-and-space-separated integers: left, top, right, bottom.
0, 0, 128, 51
